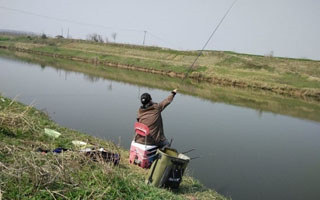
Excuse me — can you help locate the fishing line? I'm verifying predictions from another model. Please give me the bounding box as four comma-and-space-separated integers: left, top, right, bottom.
180, 0, 238, 84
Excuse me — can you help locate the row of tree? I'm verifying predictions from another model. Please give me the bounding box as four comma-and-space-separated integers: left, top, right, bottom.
86, 32, 117, 43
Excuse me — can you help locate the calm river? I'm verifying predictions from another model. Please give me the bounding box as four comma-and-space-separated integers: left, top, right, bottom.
1, 56, 320, 200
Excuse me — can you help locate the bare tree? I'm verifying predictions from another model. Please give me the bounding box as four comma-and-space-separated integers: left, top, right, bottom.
87, 33, 104, 43
265, 50, 274, 58
87, 34, 97, 42
41, 33, 47, 39
96, 34, 103, 43
268, 50, 274, 57
111, 32, 117, 42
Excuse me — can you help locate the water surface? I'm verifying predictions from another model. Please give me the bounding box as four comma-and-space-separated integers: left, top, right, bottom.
1, 56, 320, 200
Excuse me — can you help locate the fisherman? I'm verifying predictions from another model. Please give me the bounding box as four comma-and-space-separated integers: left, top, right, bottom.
135, 89, 177, 148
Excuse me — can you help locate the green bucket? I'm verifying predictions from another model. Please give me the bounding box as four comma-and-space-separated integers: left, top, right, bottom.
145, 148, 190, 189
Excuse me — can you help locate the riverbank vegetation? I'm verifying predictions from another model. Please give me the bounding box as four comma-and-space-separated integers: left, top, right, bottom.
0, 34, 319, 100
0, 96, 227, 200
1, 49, 320, 123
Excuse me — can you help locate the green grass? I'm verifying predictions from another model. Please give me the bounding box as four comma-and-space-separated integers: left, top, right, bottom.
0, 37, 10, 41
31, 45, 191, 73
0, 96, 227, 200
276, 72, 320, 88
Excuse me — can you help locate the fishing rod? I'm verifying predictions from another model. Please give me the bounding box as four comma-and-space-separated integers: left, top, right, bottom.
180, 0, 238, 84
182, 148, 195, 154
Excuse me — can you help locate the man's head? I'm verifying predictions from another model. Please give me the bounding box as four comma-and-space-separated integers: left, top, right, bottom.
140, 93, 152, 105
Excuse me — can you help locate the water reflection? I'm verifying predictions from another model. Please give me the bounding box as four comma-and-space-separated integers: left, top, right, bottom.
40, 63, 46, 69
84, 74, 101, 83
108, 81, 113, 91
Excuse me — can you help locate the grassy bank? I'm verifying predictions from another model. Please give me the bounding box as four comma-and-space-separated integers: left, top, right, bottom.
1, 49, 320, 123
0, 34, 319, 100
0, 96, 227, 200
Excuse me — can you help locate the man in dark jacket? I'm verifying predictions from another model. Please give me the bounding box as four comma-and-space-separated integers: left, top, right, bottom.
135, 89, 177, 147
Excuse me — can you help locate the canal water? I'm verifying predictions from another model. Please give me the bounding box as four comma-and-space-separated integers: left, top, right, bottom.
1, 56, 320, 200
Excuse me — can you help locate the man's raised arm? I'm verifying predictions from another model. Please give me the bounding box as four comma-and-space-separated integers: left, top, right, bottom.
158, 89, 177, 111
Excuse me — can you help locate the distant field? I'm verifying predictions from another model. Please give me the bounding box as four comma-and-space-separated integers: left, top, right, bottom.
0, 34, 319, 100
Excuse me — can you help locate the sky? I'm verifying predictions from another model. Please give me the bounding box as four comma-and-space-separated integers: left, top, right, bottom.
0, 0, 320, 60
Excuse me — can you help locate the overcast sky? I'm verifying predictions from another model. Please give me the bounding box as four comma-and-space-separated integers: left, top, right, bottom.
1, 0, 319, 60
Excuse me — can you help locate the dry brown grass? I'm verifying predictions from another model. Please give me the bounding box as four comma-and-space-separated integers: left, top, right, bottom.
0, 98, 40, 134
0, 143, 117, 200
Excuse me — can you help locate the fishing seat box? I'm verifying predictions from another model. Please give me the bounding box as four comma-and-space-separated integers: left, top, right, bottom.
129, 122, 158, 169
129, 141, 158, 168
146, 148, 190, 189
